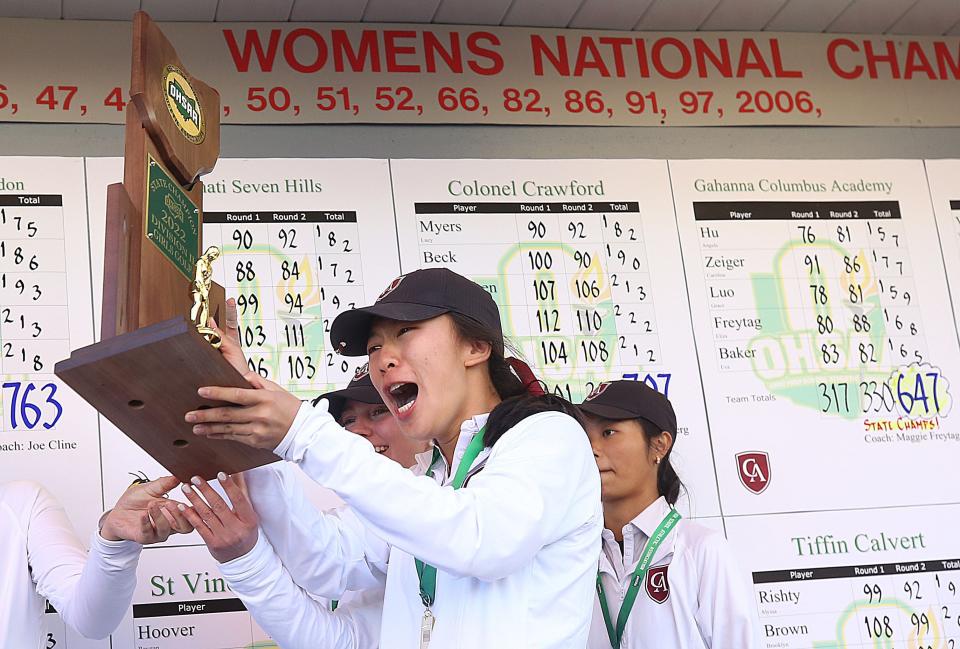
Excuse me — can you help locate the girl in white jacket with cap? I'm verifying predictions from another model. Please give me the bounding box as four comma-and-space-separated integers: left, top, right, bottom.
578, 380, 760, 649
180, 268, 603, 649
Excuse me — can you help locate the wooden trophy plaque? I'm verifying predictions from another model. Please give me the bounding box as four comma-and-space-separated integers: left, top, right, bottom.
55, 12, 279, 480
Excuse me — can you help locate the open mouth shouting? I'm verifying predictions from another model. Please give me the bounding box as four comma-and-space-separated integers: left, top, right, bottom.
388, 382, 419, 418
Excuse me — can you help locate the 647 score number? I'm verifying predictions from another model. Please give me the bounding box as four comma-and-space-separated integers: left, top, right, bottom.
818, 363, 951, 419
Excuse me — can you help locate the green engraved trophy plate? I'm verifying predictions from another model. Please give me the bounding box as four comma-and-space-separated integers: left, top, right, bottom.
145, 153, 200, 280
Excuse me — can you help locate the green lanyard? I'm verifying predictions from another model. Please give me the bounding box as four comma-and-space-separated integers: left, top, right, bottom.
596, 508, 681, 649
414, 428, 486, 609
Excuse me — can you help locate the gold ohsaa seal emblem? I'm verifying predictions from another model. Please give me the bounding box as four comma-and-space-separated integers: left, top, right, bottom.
163, 65, 205, 144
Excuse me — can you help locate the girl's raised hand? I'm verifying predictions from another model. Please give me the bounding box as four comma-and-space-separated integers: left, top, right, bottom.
100, 476, 194, 544
185, 382, 301, 450
178, 472, 259, 563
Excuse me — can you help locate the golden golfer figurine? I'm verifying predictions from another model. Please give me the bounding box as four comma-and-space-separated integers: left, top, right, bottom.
191, 245, 222, 348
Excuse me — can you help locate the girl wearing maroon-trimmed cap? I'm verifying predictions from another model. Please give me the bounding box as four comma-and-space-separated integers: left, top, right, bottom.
179, 268, 602, 649
579, 379, 759, 649
319, 362, 429, 469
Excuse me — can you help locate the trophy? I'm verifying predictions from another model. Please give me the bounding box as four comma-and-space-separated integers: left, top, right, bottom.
54, 12, 279, 481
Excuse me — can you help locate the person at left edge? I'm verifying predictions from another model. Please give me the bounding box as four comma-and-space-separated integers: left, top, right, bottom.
1, 476, 192, 647
578, 380, 759, 649
182, 268, 603, 649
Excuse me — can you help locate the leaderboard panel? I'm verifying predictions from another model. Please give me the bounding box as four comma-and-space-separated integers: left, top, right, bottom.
390, 158, 720, 517
727, 505, 960, 649
200, 158, 401, 398
922, 160, 960, 342
110, 545, 279, 649
0, 157, 106, 649
0, 158, 102, 536
670, 159, 960, 516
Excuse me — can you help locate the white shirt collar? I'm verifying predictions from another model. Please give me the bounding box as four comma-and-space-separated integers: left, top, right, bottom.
600, 496, 671, 543
413, 413, 491, 478
414, 447, 435, 473
630, 496, 671, 538
600, 496, 673, 576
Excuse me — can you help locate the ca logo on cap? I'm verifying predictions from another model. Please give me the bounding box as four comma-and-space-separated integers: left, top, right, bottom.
736, 451, 771, 494
585, 382, 611, 401
162, 65, 205, 144
377, 275, 406, 302
353, 363, 370, 381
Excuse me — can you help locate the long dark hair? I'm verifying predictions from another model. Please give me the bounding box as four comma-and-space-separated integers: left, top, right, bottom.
636, 416, 684, 505
449, 313, 584, 446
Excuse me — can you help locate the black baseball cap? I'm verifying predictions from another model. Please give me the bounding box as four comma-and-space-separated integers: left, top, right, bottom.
578, 380, 678, 437
330, 268, 503, 357
313, 363, 383, 421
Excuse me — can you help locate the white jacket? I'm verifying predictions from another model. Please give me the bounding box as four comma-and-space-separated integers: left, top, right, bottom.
222, 404, 602, 649
588, 497, 760, 648
0, 481, 141, 648
223, 465, 386, 649
222, 529, 385, 649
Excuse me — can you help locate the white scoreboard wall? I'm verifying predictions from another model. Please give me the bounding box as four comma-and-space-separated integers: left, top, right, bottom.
2, 156, 958, 649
